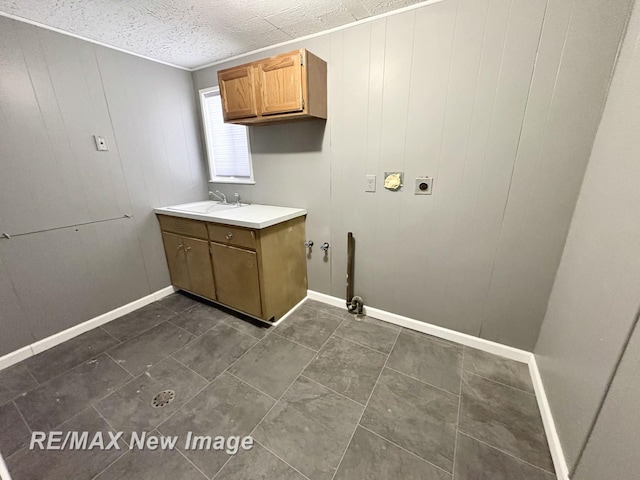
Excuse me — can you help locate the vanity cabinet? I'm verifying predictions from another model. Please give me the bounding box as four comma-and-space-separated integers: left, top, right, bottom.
210, 243, 262, 317
160, 232, 216, 300
218, 48, 327, 126
157, 214, 306, 322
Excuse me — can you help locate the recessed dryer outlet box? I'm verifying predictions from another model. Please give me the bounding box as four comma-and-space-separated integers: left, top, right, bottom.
415, 177, 433, 195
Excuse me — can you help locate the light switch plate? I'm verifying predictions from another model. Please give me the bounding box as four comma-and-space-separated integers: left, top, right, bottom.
415, 177, 433, 195
94, 135, 108, 151
365, 174, 376, 192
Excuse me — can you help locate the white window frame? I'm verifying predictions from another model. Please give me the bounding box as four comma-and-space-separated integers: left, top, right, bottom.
199, 86, 255, 185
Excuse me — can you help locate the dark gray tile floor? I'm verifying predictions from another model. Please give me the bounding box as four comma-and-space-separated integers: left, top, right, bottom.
0, 293, 555, 480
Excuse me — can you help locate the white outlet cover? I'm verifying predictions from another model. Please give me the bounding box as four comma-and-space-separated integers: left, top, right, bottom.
365, 174, 376, 192
415, 177, 433, 195
94, 135, 109, 151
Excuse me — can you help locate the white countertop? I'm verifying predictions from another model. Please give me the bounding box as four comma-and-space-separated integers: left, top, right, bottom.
154, 201, 306, 229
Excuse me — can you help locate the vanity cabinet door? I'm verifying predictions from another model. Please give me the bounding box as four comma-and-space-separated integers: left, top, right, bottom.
183, 236, 216, 300
162, 232, 190, 291
211, 243, 262, 318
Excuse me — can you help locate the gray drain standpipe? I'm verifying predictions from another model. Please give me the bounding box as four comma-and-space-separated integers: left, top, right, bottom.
346, 232, 364, 315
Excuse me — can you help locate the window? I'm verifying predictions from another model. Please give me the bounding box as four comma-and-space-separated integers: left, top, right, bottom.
199, 86, 254, 184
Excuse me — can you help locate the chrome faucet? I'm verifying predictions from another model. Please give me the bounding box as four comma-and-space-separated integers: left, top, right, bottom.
234, 193, 241, 206
209, 190, 228, 204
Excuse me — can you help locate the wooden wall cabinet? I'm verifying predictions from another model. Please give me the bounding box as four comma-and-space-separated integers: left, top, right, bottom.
158, 214, 307, 322
218, 49, 327, 126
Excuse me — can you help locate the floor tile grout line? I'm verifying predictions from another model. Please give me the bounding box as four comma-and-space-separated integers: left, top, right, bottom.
160, 319, 198, 340
451, 348, 465, 479
167, 315, 227, 340
255, 439, 312, 480
270, 331, 320, 352
224, 323, 342, 480
156, 331, 271, 437
299, 374, 366, 407
358, 425, 453, 477
330, 327, 402, 480
224, 371, 278, 401
99, 325, 124, 344
23, 364, 42, 387
301, 301, 352, 322
92, 405, 130, 448
9, 300, 220, 441
22, 339, 123, 387
173, 319, 227, 346
90, 449, 130, 480
13, 350, 135, 432
0, 371, 40, 407
15, 298, 191, 393
155, 379, 214, 438
331, 332, 393, 355
104, 351, 136, 378
216, 321, 265, 343
220, 318, 270, 340
7, 405, 116, 464
173, 444, 211, 480
157, 297, 190, 315
384, 365, 461, 398
12, 399, 33, 434
456, 430, 556, 476
104, 319, 174, 350
170, 356, 212, 384
399, 326, 463, 349
464, 371, 536, 396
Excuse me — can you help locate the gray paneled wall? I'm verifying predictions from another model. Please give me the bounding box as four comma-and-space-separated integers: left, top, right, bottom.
535, 0, 640, 474
193, 0, 631, 350
0, 16, 207, 355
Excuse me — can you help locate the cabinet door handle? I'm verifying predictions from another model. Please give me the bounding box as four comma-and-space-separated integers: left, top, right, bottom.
185, 246, 192, 252
177, 244, 184, 250
226, 232, 233, 240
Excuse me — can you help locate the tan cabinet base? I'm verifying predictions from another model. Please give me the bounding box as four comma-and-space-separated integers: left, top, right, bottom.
158, 214, 307, 322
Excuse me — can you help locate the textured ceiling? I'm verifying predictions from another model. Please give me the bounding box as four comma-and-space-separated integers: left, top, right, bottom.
0, 0, 426, 69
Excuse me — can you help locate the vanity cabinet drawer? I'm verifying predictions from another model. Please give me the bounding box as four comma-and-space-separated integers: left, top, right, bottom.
207, 223, 257, 250
158, 215, 208, 239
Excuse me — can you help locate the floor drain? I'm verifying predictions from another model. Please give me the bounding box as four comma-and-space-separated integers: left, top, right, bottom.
151, 390, 175, 408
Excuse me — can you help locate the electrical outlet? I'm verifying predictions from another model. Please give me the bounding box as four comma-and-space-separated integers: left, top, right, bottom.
415, 177, 433, 195
94, 135, 109, 151
365, 174, 376, 192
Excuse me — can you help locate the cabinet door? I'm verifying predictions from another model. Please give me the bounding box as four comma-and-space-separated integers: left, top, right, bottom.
210, 243, 262, 318
257, 52, 303, 116
162, 232, 190, 291
218, 66, 258, 120
183, 237, 216, 300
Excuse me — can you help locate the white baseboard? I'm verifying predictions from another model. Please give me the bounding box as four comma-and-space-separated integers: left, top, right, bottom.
270, 296, 309, 327
529, 357, 570, 480
307, 290, 532, 363
308, 289, 567, 480
0, 345, 33, 372
0, 286, 176, 371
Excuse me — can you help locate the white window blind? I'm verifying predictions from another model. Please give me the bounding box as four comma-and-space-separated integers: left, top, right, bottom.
201, 89, 253, 182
